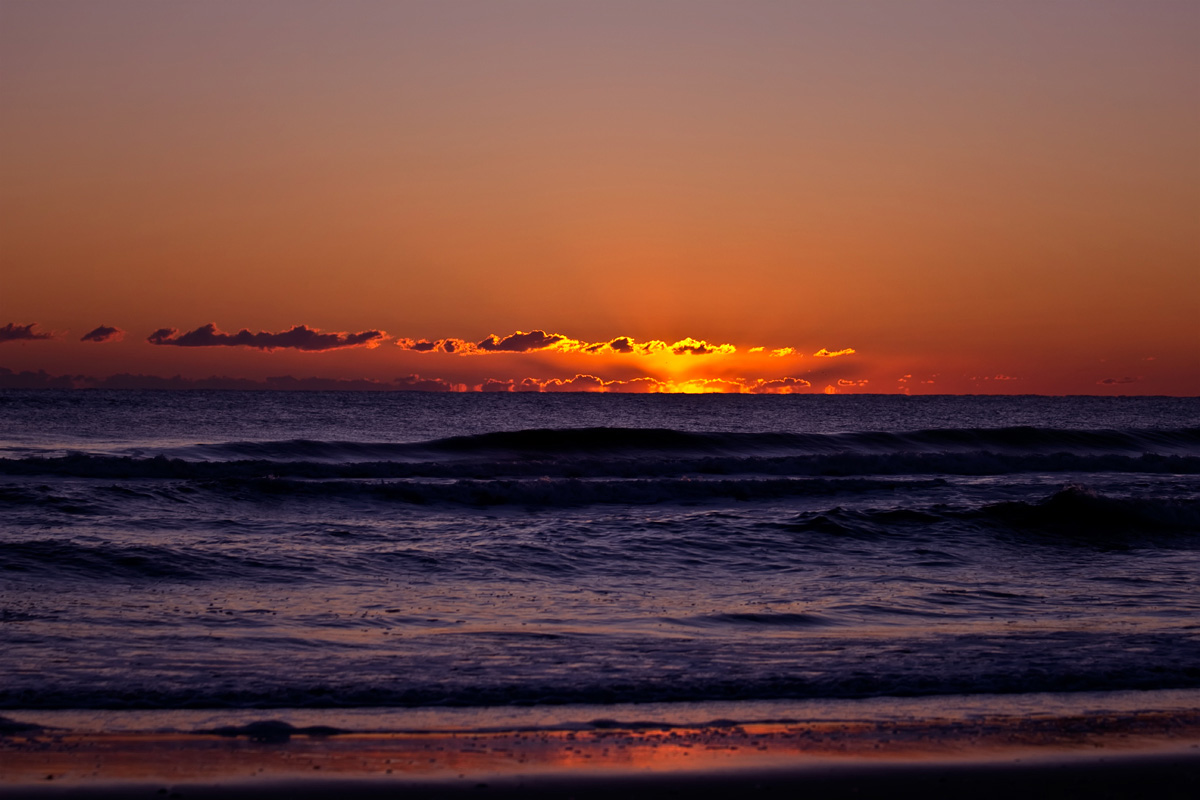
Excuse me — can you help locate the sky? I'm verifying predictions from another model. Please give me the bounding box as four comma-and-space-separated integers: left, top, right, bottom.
2, 0, 1197, 394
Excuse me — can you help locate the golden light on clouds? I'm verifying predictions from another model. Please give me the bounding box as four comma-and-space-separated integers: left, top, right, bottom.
396, 330, 743, 358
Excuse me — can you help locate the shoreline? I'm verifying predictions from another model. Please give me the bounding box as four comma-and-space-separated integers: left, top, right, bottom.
4, 709, 1199, 799
2, 752, 1200, 799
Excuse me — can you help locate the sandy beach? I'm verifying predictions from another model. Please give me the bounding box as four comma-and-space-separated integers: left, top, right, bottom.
3, 710, 1199, 799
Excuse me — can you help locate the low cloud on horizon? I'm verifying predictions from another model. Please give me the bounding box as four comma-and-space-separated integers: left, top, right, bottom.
80, 325, 124, 343
391, 329, 852, 358
396, 330, 739, 357
0, 322, 55, 343
148, 323, 388, 351
0, 366, 824, 394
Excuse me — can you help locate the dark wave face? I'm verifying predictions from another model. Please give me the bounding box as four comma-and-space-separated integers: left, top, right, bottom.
160, 425, 1200, 460
1, 392, 1198, 711
2, 426, 1199, 486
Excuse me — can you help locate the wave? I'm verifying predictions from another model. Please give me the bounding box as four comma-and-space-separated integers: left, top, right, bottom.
202, 475, 954, 507
0, 475, 951, 513
774, 486, 1200, 542
5, 636, 1198, 710
166, 426, 1200, 462
12, 476, 1193, 522
668, 612, 840, 628
2, 425, 1198, 482
0, 540, 314, 581
977, 485, 1200, 537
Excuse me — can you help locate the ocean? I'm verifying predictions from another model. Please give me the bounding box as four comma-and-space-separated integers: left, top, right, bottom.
2, 391, 1199, 734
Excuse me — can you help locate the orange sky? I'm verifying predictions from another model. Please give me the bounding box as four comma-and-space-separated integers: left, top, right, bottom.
2, 1, 1197, 394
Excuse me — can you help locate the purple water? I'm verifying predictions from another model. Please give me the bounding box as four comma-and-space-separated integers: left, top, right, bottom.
2, 391, 1198, 731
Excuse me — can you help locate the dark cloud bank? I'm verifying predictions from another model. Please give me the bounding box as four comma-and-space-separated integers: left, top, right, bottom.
148, 323, 387, 351
80, 325, 124, 343
0, 368, 455, 392
0, 323, 54, 343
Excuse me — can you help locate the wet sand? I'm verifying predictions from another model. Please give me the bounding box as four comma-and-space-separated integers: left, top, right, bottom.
3, 710, 1199, 798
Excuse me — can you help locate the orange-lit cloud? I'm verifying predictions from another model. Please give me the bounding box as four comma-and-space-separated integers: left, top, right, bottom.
80, 325, 124, 343
477, 330, 569, 352
396, 330, 738, 357
753, 377, 813, 394
769, 347, 798, 357
472, 373, 813, 394
0, 323, 54, 343
814, 347, 855, 358
542, 374, 606, 392
594, 336, 667, 355
148, 323, 388, 351
837, 378, 869, 387
668, 338, 736, 356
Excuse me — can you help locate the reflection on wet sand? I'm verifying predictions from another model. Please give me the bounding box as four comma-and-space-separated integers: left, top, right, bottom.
3, 711, 1200, 786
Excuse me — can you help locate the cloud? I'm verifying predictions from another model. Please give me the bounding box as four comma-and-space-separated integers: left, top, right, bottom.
392, 374, 458, 392
80, 325, 124, 343
396, 331, 736, 357
0, 367, 77, 388
668, 338, 737, 356
594, 336, 669, 355
0, 322, 54, 343
541, 374, 607, 392
148, 323, 388, 351
0, 368, 459, 391
471, 374, 816, 394
476, 330, 568, 352
769, 347, 798, 357
1098, 376, 1139, 385
395, 338, 442, 352
837, 378, 869, 387
813, 347, 855, 358
752, 377, 812, 394
395, 337, 471, 354
0, 365, 827, 394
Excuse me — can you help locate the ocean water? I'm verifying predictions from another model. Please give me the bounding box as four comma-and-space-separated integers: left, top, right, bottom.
2, 391, 1199, 731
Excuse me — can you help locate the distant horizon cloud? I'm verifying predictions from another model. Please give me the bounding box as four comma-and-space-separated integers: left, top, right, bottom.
476, 374, 814, 394
80, 325, 124, 343
396, 329, 749, 357
148, 323, 388, 351
0, 366, 456, 392
0, 366, 822, 394
0, 322, 54, 343
813, 348, 855, 358
1098, 376, 1139, 385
